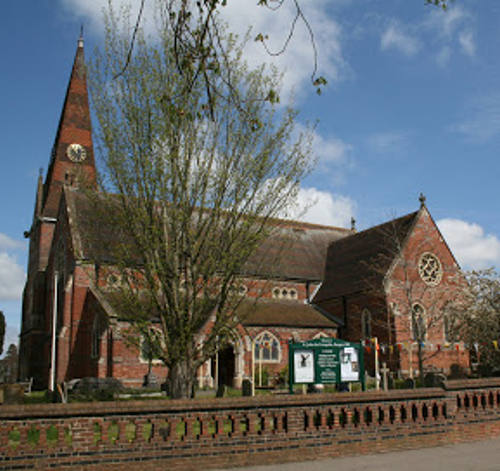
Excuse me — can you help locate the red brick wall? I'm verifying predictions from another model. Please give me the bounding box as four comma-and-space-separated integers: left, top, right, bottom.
2, 379, 500, 470
386, 208, 469, 375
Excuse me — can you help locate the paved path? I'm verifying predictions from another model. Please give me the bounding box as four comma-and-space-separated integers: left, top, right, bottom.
217, 437, 500, 471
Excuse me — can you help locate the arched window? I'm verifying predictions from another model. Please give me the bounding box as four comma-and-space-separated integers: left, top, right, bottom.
443, 314, 456, 342
91, 315, 103, 359
313, 332, 329, 339
140, 328, 163, 363
254, 331, 281, 362
361, 309, 372, 340
411, 303, 426, 341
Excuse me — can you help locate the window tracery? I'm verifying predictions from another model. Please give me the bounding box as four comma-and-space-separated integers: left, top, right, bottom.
272, 286, 298, 300
254, 331, 281, 362
411, 303, 426, 340
418, 252, 442, 286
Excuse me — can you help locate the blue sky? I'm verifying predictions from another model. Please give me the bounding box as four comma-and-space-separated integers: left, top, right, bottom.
1, 0, 500, 347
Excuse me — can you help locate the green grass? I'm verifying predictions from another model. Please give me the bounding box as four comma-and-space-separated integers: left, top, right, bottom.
8, 429, 20, 449
24, 391, 51, 404
46, 425, 59, 446
27, 426, 40, 446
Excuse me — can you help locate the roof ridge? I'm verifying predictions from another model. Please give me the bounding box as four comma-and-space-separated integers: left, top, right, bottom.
328, 210, 420, 245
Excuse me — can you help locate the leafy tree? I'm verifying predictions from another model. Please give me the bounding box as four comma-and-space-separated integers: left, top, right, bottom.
447, 270, 500, 376
0, 344, 18, 384
88, 5, 312, 398
0, 310, 5, 356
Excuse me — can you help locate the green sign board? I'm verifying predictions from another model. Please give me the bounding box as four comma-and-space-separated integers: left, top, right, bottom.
288, 338, 364, 393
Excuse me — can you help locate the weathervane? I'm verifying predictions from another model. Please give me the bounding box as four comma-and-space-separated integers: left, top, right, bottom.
419, 193, 426, 207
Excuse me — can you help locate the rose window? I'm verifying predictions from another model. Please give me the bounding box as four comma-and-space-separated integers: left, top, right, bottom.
418, 253, 442, 286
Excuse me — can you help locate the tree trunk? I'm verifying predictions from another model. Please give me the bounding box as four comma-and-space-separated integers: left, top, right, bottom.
417, 343, 424, 384
168, 359, 195, 399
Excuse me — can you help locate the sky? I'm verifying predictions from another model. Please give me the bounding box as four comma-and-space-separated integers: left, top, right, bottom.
1, 0, 500, 349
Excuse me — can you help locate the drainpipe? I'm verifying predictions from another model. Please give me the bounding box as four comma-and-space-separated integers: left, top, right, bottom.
49, 271, 58, 392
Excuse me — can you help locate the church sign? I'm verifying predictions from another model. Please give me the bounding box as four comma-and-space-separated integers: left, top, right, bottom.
288, 338, 364, 393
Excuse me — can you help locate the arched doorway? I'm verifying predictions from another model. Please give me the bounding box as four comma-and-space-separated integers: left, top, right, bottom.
212, 344, 235, 387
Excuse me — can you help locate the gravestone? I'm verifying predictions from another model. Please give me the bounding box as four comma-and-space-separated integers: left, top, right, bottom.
403, 377, 415, 389
424, 372, 446, 388
143, 372, 159, 389
242, 379, 252, 397
1, 384, 24, 405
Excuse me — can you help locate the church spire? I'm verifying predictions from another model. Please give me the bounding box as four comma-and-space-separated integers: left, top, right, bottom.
42, 32, 96, 218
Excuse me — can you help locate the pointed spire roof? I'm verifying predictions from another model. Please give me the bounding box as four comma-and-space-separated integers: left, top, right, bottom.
42, 33, 96, 218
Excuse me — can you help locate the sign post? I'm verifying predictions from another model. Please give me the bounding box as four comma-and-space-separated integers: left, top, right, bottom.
288, 338, 365, 393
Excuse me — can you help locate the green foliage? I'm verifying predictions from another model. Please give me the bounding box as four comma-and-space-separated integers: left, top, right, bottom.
142, 421, 153, 441
447, 270, 500, 376
27, 426, 40, 447
46, 426, 59, 446
89, 4, 313, 399
254, 366, 270, 387
93, 422, 102, 445
108, 421, 120, 444
64, 427, 73, 447
8, 428, 20, 449
277, 366, 289, 387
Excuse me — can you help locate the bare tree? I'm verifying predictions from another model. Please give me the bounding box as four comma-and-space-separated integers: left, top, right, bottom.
447, 269, 500, 376
114, 0, 453, 98
88, 5, 313, 398
364, 212, 465, 381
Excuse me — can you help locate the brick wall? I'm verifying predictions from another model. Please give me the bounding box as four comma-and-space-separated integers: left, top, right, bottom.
2, 378, 500, 470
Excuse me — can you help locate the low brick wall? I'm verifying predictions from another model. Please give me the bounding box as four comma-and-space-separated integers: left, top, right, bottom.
2, 379, 500, 470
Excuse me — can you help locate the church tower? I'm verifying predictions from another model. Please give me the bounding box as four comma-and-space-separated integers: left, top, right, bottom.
19, 35, 97, 384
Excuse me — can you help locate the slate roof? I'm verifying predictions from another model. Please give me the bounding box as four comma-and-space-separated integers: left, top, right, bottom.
238, 299, 338, 328
90, 285, 338, 329
313, 210, 420, 303
65, 188, 350, 282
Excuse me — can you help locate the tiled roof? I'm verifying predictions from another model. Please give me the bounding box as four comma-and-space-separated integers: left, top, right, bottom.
314, 211, 420, 303
238, 299, 338, 328
65, 188, 350, 281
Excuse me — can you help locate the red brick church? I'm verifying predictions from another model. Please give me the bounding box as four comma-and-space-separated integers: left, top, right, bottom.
18, 38, 469, 390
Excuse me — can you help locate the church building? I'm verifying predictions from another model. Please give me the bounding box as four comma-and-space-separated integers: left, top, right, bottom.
18, 37, 469, 391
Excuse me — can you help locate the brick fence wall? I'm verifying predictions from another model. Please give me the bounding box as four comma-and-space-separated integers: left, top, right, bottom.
2, 378, 500, 470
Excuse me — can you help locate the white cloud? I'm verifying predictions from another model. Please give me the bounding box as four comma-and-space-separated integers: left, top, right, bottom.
436, 6, 468, 37
380, 23, 420, 56
459, 30, 476, 57
60, 0, 348, 100
436, 45, 451, 67
0, 252, 26, 301
0, 233, 25, 251
367, 131, 409, 154
60, 0, 158, 36
437, 218, 500, 270
425, 5, 476, 62
292, 187, 356, 228
451, 92, 500, 142
219, 0, 348, 98
305, 126, 352, 166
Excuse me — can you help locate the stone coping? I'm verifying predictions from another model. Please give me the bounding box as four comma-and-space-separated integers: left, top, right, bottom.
444, 377, 500, 391
0, 388, 447, 419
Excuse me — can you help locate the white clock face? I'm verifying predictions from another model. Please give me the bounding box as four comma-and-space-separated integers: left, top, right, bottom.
66, 143, 87, 162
